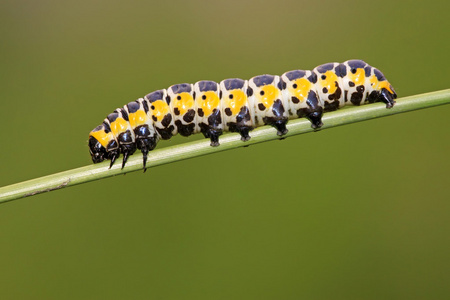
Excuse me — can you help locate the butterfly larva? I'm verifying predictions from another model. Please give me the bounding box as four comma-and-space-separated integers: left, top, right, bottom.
88, 59, 397, 169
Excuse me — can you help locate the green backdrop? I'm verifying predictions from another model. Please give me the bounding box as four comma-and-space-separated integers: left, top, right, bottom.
1, 0, 449, 299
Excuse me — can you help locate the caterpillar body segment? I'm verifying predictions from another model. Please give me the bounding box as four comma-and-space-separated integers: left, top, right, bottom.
220, 78, 253, 141
88, 59, 397, 169
194, 80, 223, 146
281, 70, 323, 129
125, 98, 158, 169
313, 62, 346, 111
248, 75, 289, 136
144, 89, 175, 140
168, 83, 196, 137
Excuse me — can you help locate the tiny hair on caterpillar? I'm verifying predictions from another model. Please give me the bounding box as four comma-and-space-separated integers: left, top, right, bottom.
88, 59, 397, 169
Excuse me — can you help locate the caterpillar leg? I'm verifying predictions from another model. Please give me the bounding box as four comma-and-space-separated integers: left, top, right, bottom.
237, 126, 252, 142
199, 124, 222, 147
263, 117, 288, 136
117, 131, 137, 169
108, 148, 120, 169
273, 119, 288, 136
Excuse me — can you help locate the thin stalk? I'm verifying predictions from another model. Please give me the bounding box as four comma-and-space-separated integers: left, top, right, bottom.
1, 89, 449, 204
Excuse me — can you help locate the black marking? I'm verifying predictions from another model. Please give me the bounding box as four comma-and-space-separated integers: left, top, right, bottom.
225, 107, 232, 116
198, 108, 204, 117
277, 80, 283, 90
165, 95, 171, 104
247, 87, 253, 97
175, 120, 195, 136
272, 99, 285, 117
161, 113, 172, 127
347, 60, 366, 70
364, 66, 372, 77
156, 125, 174, 140
306, 90, 320, 108
146, 90, 165, 102
350, 85, 365, 105
170, 83, 191, 94
324, 101, 340, 111
284, 70, 306, 81
152, 115, 157, 122
252, 75, 275, 87
107, 112, 119, 123
142, 100, 150, 113
258, 103, 266, 111
121, 109, 129, 122
103, 121, 111, 133
374, 68, 386, 81
349, 81, 355, 87
183, 109, 195, 123
322, 87, 328, 93
92, 124, 103, 133
236, 106, 251, 123
223, 78, 245, 90
291, 96, 300, 104
207, 108, 222, 127
336, 63, 347, 77
202, 94, 206, 100
367, 90, 379, 103
197, 80, 218, 92
174, 107, 180, 115
308, 72, 317, 84
316, 63, 335, 73
127, 101, 140, 113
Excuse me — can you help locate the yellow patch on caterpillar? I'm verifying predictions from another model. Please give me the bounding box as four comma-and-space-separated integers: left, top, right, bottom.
197, 91, 220, 116
290, 78, 312, 101
369, 76, 394, 94
128, 110, 147, 127
378, 81, 395, 94
173, 92, 194, 116
320, 70, 338, 94
110, 117, 128, 136
349, 68, 365, 86
258, 85, 279, 109
226, 90, 247, 115
152, 99, 170, 121
90, 130, 114, 148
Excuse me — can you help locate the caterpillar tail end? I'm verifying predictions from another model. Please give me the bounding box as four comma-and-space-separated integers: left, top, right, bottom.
380, 88, 397, 109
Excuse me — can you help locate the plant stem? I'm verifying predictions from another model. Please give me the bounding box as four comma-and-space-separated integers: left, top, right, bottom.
1, 89, 449, 204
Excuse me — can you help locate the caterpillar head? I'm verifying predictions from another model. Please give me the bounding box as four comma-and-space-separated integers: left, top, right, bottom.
88, 125, 120, 168
88, 136, 108, 163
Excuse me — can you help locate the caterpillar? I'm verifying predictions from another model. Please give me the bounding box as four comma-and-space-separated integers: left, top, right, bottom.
88, 59, 397, 169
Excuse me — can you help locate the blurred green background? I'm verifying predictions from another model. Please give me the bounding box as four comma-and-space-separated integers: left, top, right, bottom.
1, 0, 449, 299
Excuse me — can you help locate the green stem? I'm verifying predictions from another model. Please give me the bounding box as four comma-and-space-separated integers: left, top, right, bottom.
1, 89, 449, 204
